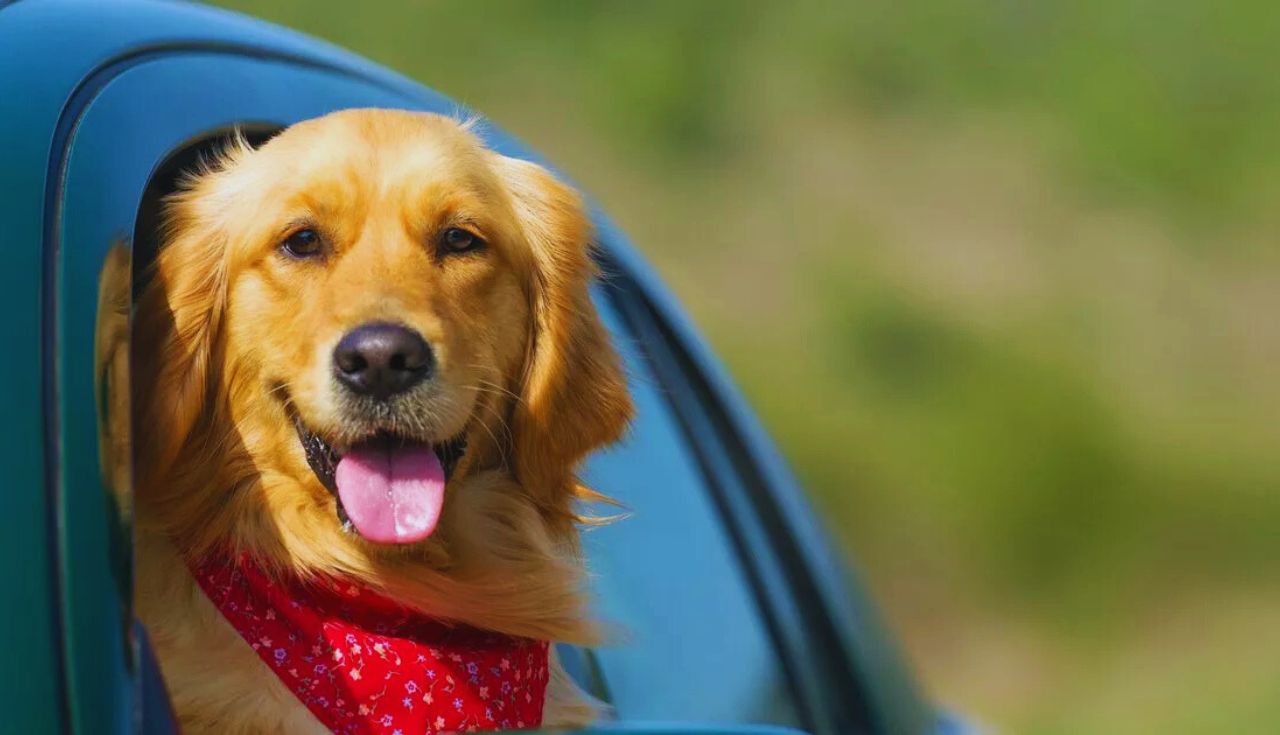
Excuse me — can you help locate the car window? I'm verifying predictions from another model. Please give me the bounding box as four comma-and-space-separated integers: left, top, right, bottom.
579, 289, 804, 729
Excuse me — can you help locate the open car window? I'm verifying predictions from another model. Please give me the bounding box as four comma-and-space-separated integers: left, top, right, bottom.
70, 50, 809, 731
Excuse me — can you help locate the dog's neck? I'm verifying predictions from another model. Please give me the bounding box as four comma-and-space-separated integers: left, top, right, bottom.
190, 550, 551, 733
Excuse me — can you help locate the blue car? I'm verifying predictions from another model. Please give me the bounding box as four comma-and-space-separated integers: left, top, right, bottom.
0, 1, 964, 732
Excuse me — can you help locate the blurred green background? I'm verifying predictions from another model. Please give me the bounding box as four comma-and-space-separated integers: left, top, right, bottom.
210, 2, 1280, 732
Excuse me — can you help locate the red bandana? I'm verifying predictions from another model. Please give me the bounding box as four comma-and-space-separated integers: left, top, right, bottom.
191, 555, 549, 734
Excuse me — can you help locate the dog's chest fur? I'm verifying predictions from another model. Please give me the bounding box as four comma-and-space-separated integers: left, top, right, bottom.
136, 532, 330, 734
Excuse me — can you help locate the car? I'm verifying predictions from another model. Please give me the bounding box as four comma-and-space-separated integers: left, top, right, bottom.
0, 1, 965, 733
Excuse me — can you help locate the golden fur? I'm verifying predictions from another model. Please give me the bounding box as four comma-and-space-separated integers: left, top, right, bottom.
133, 109, 632, 733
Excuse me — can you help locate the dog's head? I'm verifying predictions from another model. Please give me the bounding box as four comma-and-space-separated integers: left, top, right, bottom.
135, 110, 631, 570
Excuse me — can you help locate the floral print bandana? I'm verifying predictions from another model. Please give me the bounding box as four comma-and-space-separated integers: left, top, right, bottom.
191, 554, 549, 734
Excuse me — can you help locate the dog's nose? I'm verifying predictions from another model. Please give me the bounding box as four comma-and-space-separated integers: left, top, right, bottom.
333, 322, 434, 399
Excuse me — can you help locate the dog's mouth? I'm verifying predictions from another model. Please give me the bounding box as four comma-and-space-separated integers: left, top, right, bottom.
293, 416, 467, 545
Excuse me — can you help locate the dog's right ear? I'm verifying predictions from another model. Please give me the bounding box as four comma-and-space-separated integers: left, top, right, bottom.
489, 154, 633, 526
133, 145, 248, 492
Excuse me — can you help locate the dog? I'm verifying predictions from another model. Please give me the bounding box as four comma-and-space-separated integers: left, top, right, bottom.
132, 109, 633, 733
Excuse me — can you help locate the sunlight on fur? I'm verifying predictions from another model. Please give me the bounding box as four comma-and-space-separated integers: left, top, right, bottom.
133, 109, 633, 733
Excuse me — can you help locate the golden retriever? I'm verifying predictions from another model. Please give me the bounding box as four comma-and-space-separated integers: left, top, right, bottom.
132, 109, 632, 733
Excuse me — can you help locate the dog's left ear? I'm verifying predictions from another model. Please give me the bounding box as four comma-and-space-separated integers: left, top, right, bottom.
493, 155, 633, 523
133, 138, 252, 507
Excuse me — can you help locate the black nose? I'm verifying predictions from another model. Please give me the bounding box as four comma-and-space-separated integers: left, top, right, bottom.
332, 322, 433, 399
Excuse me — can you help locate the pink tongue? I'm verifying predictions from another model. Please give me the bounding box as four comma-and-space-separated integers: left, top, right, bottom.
334, 444, 445, 544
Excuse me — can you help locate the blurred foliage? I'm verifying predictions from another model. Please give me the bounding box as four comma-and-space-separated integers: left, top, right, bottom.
211, 1, 1280, 732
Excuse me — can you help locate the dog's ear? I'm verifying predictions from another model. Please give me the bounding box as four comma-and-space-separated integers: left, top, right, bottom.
133, 147, 247, 494
494, 155, 633, 524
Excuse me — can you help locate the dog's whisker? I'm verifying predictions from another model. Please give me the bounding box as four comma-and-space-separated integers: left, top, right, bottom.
454, 383, 517, 446
475, 398, 515, 454
470, 410, 505, 462
462, 365, 527, 407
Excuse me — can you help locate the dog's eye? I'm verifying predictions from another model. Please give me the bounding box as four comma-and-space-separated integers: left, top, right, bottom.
281, 229, 323, 259
440, 227, 484, 254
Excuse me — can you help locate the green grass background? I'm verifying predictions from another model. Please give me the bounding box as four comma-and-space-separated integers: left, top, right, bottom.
208, 2, 1280, 731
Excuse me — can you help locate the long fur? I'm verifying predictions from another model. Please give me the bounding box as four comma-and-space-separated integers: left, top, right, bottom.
133, 110, 632, 732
